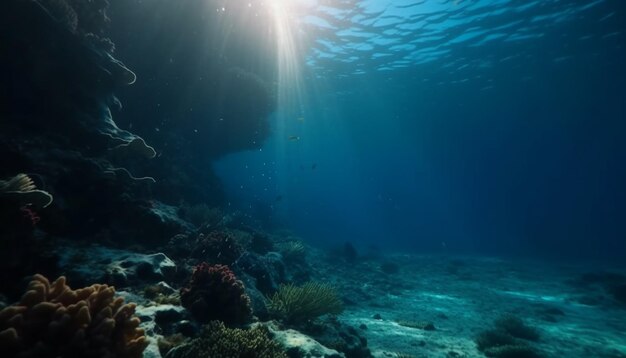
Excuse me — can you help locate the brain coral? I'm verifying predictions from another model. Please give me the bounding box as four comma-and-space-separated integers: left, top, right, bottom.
0, 274, 147, 358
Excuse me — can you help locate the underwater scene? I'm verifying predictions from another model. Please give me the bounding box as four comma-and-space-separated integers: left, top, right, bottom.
1, 0, 625, 357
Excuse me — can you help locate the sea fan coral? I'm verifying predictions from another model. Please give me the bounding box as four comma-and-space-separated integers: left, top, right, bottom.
180, 263, 252, 325
0, 274, 148, 358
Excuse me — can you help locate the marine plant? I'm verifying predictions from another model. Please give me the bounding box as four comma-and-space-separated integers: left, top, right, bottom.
0, 274, 147, 358
166, 321, 287, 358
180, 262, 252, 325
277, 240, 306, 262
267, 282, 343, 324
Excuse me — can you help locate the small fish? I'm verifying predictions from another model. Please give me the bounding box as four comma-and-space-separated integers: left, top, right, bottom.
311, 163, 317, 170
275, 195, 283, 202
297, 117, 305, 122
288, 135, 300, 141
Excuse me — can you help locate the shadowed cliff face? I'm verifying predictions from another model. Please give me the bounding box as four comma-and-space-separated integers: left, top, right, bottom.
107, 0, 277, 160
0, 0, 276, 292
0, 0, 277, 247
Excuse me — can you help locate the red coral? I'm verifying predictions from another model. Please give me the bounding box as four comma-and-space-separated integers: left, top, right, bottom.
180, 263, 252, 325
20, 206, 40, 226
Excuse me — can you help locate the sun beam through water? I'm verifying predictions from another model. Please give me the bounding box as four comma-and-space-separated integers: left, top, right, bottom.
268, 0, 307, 124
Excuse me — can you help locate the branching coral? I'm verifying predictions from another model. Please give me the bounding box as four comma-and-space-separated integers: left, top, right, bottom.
0, 274, 147, 358
167, 321, 287, 358
180, 263, 252, 325
267, 282, 343, 324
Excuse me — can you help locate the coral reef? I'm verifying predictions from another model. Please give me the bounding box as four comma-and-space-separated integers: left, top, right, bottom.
180, 263, 252, 325
0, 274, 147, 358
268, 282, 344, 324
166, 321, 287, 358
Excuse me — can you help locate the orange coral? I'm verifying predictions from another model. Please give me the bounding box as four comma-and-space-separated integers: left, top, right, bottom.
0, 274, 147, 358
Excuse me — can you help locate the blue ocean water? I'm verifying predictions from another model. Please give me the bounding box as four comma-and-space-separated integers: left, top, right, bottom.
215, 0, 626, 260
3, 0, 626, 357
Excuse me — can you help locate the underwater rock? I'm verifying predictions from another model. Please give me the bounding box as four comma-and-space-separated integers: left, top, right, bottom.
265, 322, 345, 358
233, 251, 289, 320
0, 0, 172, 250
237, 273, 270, 320
305, 318, 372, 358
235, 251, 287, 294
0, 0, 151, 151
56, 243, 176, 287
109, 137, 157, 159
610, 284, 626, 306
143, 201, 196, 234
106, 252, 177, 287
134, 304, 190, 358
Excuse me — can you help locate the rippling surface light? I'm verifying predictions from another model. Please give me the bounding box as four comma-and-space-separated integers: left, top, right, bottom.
215, 0, 624, 252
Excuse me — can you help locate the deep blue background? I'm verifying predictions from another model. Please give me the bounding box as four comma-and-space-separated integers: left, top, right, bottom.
215, 0, 626, 260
